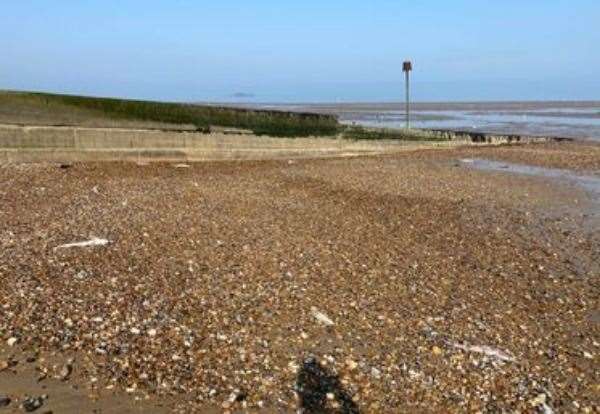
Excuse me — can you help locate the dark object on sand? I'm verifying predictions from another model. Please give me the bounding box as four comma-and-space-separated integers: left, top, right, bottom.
21, 396, 44, 412
0, 395, 11, 407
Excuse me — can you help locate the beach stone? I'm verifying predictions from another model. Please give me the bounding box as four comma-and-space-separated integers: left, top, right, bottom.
371, 367, 382, 379
345, 359, 358, 370
74, 270, 89, 280
22, 396, 44, 412
59, 359, 73, 381
0, 396, 11, 407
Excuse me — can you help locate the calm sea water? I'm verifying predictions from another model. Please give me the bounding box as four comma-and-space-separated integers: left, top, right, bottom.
273, 102, 600, 141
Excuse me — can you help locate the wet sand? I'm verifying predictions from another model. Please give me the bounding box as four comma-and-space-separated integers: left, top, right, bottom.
278, 102, 600, 141
0, 142, 598, 412
0, 347, 173, 413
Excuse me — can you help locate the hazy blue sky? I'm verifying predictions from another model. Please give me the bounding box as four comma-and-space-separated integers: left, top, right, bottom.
1, 0, 599, 102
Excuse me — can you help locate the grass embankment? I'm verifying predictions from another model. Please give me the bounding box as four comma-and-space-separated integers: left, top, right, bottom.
0, 91, 451, 141
0, 91, 339, 138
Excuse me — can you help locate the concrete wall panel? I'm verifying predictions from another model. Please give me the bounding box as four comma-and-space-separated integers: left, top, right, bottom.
23, 127, 76, 148
0, 127, 20, 148
75, 129, 133, 149
131, 131, 186, 148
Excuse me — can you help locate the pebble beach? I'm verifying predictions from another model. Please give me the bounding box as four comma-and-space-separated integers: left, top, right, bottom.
1, 142, 599, 413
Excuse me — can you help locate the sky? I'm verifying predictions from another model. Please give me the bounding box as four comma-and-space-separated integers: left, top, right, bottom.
1, 0, 599, 103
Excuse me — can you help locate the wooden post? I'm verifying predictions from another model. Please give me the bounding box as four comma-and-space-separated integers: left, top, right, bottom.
403, 61, 412, 129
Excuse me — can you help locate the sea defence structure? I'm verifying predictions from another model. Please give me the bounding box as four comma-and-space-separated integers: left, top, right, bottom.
0, 123, 566, 163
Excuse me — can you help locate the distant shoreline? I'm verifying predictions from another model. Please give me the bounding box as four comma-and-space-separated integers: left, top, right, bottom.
241, 101, 600, 111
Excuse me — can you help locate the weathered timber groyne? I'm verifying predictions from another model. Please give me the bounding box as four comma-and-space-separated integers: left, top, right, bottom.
422, 128, 574, 144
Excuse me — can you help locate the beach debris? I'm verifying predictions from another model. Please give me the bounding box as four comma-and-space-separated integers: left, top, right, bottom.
311, 307, 335, 327
54, 237, 110, 250
7, 337, 18, 347
174, 163, 190, 168
0, 396, 11, 407
21, 395, 45, 412
448, 342, 516, 362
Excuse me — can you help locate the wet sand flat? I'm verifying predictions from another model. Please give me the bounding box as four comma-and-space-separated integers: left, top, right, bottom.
282, 102, 600, 140
0, 142, 598, 412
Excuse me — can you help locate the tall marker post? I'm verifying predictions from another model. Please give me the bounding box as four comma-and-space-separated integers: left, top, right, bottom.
403, 60, 412, 129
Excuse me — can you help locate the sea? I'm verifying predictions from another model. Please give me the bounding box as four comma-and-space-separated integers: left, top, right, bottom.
263, 101, 600, 141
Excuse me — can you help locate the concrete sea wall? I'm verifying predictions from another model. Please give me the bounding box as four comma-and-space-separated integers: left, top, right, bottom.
0, 124, 562, 163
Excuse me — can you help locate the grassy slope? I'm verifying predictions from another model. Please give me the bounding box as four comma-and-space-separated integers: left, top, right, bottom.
0, 91, 449, 141
0, 91, 339, 137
